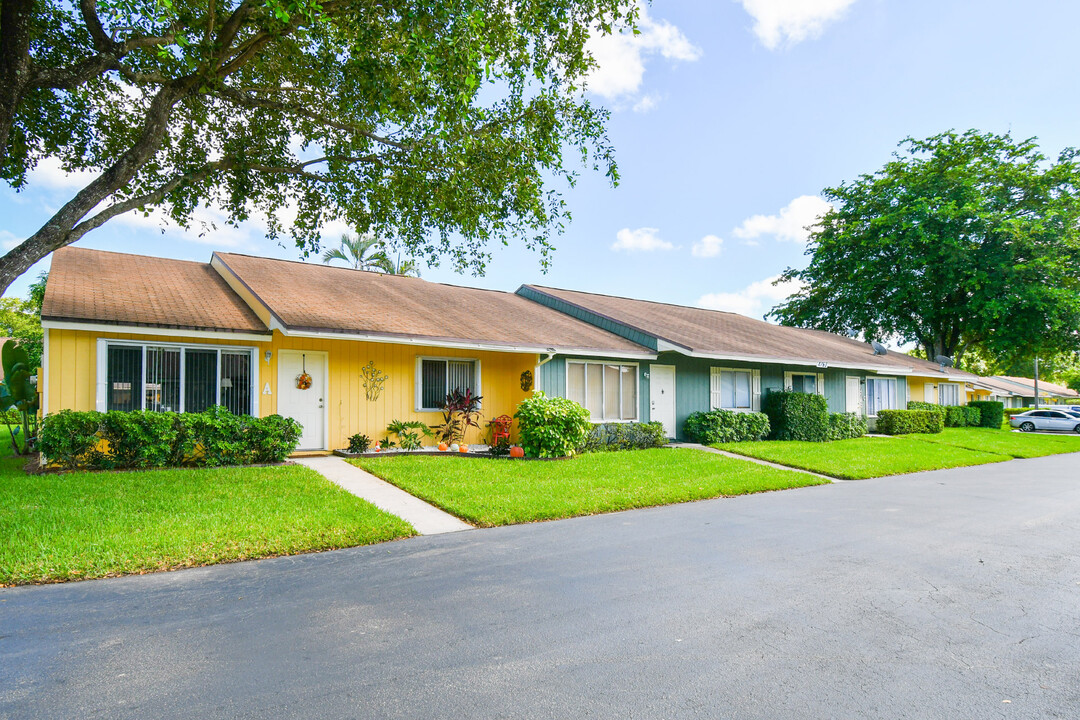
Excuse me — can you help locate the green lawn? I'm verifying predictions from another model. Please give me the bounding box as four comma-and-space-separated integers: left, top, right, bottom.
353, 448, 826, 527
714, 436, 1010, 480
912, 427, 1080, 459
0, 436, 414, 586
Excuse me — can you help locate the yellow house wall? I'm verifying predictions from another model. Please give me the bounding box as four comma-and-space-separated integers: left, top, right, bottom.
47, 328, 535, 449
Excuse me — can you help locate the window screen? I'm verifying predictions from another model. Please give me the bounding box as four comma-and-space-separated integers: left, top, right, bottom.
220, 351, 252, 416
566, 361, 638, 421
421, 359, 447, 410
145, 347, 180, 412
184, 349, 218, 413
107, 346, 142, 411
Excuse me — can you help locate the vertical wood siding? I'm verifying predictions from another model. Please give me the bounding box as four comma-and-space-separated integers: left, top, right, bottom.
47, 328, 535, 449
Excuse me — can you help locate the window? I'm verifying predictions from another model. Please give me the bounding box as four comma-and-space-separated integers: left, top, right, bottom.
100, 341, 255, 415
789, 373, 817, 394
866, 377, 898, 416
938, 383, 961, 406
566, 361, 637, 421
710, 368, 753, 410
417, 357, 479, 411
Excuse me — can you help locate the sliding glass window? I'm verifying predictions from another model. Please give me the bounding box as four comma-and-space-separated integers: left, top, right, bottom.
102, 342, 255, 415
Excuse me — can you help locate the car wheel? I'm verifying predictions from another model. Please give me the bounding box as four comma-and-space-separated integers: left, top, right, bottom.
1020, 422, 1035, 432
1074, 424, 1080, 434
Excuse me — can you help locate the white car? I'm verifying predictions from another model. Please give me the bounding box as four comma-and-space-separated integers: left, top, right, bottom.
1010, 409, 1080, 433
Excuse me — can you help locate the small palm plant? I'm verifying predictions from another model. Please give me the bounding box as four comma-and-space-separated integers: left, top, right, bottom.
376, 252, 421, 277
321, 233, 385, 271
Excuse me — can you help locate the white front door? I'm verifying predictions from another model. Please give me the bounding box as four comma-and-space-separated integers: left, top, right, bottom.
924, 384, 936, 403
278, 350, 327, 450
650, 364, 676, 438
846, 376, 863, 414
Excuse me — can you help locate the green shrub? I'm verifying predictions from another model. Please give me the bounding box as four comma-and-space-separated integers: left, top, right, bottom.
876, 409, 944, 435
967, 401, 1004, 428
907, 401, 946, 417
763, 391, 829, 442
683, 409, 770, 444
39, 406, 302, 470
99, 410, 177, 469
941, 405, 966, 427
348, 433, 372, 453
514, 392, 592, 458
962, 406, 981, 427
583, 421, 668, 452
38, 410, 105, 468
827, 412, 867, 441
247, 414, 303, 463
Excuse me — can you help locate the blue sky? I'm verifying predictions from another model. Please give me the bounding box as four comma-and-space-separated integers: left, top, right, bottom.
3, 0, 1079, 325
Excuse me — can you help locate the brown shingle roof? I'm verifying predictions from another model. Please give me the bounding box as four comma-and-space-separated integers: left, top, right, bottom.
522, 284, 984, 378
992, 375, 1079, 398
213, 253, 652, 355
42, 247, 269, 334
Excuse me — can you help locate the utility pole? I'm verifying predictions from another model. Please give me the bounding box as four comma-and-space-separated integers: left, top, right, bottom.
1034, 356, 1040, 408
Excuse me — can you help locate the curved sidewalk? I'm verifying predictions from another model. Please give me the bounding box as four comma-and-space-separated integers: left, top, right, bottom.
296, 456, 472, 535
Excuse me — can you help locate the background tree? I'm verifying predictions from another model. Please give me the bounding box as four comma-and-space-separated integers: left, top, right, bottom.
0, 0, 636, 293
321, 233, 385, 271
770, 130, 1080, 366
375, 252, 420, 277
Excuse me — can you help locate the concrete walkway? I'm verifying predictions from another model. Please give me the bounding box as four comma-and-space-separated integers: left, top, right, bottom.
295, 456, 472, 535
668, 442, 839, 481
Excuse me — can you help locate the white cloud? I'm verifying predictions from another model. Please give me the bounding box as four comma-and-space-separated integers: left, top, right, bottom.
696, 274, 804, 317
736, 0, 858, 50
611, 226, 674, 252
632, 94, 659, 113
0, 230, 20, 251
586, 5, 701, 102
691, 234, 724, 258
28, 157, 100, 190
732, 195, 832, 244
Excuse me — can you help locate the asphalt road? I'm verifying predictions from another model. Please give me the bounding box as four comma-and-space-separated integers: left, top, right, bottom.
3, 455, 1080, 719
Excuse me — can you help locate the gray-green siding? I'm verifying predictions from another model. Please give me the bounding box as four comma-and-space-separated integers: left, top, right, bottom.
541, 351, 911, 440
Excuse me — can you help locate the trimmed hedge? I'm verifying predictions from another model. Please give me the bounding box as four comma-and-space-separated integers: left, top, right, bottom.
683, 409, 770, 444
876, 409, 944, 435
967, 401, 1004, 428
907, 401, 946, 416
583, 421, 667, 452
942, 405, 966, 427
827, 412, 867, 441
763, 391, 829, 442
514, 392, 592, 458
39, 407, 302, 470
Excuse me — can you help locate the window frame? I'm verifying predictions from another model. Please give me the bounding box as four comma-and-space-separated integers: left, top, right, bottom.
565, 359, 639, 422
938, 382, 962, 406
95, 339, 258, 415
709, 366, 759, 412
414, 356, 482, 412
784, 371, 825, 396
865, 376, 900, 418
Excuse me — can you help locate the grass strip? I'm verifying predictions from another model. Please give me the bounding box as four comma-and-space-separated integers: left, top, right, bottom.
354, 447, 826, 527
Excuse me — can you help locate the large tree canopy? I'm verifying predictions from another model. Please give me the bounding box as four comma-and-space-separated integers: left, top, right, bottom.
0, 0, 636, 293
770, 130, 1080, 366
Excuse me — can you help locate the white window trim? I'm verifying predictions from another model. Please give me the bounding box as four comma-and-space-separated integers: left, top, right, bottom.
784, 371, 825, 396
415, 356, 482, 412
710, 367, 762, 412
938, 382, 964, 406
566, 359, 640, 423
865, 376, 900, 418
95, 338, 258, 414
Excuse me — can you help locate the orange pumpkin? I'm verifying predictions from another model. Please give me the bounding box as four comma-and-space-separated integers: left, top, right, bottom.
510, 446, 524, 458
438, 443, 448, 452
459, 444, 469, 453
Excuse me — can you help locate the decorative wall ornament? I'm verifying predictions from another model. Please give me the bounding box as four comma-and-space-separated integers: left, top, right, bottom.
361, 360, 388, 401
520, 369, 533, 392
296, 353, 313, 390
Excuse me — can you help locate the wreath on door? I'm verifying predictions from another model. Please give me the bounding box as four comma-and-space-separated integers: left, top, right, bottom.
296, 354, 313, 390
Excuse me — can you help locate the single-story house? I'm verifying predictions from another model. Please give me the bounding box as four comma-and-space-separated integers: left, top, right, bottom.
982, 375, 1079, 408
516, 284, 989, 437
41, 248, 655, 451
